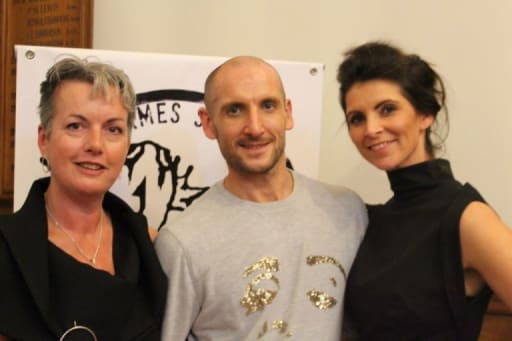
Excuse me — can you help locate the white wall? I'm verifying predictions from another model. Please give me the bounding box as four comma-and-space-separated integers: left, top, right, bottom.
94, 0, 512, 225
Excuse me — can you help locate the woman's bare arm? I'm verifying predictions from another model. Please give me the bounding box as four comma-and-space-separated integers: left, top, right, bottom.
461, 201, 512, 309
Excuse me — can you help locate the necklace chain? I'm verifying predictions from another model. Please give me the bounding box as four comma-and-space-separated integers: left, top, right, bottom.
45, 205, 104, 266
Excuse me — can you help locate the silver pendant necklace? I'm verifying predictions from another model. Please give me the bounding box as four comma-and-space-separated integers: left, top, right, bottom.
46, 205, 104, 266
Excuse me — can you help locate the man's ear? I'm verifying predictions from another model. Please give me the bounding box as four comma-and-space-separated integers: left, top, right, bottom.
198, 107, 217, 140
285, 99, 294, 131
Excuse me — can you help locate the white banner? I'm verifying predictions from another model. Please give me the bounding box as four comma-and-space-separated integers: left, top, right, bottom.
14, 45, 324, 228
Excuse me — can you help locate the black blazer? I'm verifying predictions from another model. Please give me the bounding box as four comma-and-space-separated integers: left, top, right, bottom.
0, 177, 167, 340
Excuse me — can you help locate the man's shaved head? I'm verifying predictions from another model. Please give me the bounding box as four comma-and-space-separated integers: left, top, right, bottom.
203, 56, 286, 110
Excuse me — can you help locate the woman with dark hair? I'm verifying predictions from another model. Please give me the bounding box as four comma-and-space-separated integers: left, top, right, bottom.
337, 42, 512, 340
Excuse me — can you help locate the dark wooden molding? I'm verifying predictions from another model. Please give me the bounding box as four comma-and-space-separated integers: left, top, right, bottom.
0, 0, 93, 207
480, 295, 512, 340
486, 294, 511, 315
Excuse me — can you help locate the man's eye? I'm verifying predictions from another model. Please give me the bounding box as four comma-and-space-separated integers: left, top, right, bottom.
227, 105, 241, 115
262, 100, 275, 111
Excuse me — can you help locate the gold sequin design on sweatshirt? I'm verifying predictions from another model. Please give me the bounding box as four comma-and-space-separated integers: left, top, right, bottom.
257, 320, 293, 338
305, 255, 345, 309
241, 256, 280, 315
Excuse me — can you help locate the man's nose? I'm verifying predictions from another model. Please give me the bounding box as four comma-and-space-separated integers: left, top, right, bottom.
244, 109, 264, 136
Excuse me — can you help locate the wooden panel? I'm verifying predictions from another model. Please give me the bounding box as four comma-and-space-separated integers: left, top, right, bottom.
0, 0, 93, 212
480, 315, 512, 341
0, 1, 9, 213
486, 295, 511, 315
480, 295, 512, 340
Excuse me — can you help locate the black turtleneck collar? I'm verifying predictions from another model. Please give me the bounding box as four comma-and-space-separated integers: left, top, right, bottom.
386, 159, 455, 202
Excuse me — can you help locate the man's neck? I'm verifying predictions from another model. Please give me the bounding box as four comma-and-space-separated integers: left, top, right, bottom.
223, 166, 294, 203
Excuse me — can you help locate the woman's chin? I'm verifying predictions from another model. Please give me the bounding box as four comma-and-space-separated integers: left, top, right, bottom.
365, 157, 400, 172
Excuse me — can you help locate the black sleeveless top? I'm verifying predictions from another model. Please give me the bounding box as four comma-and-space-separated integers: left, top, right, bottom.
48, 212, 160, 340
344, 159, 492, 340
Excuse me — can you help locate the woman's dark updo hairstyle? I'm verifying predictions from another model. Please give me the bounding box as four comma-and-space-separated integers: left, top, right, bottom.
337, 41, 447, 156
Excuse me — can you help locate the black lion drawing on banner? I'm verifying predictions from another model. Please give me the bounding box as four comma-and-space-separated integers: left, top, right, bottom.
123, 89, 209, 229
124, 140, 209, 229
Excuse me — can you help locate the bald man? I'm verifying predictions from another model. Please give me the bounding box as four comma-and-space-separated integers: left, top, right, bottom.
155, 56, 367, 340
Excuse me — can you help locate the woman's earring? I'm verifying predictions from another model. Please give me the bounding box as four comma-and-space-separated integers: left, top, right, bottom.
39, 156, 51, 173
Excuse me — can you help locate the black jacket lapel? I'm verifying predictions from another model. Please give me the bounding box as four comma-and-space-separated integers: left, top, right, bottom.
0, 178, 61, 335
